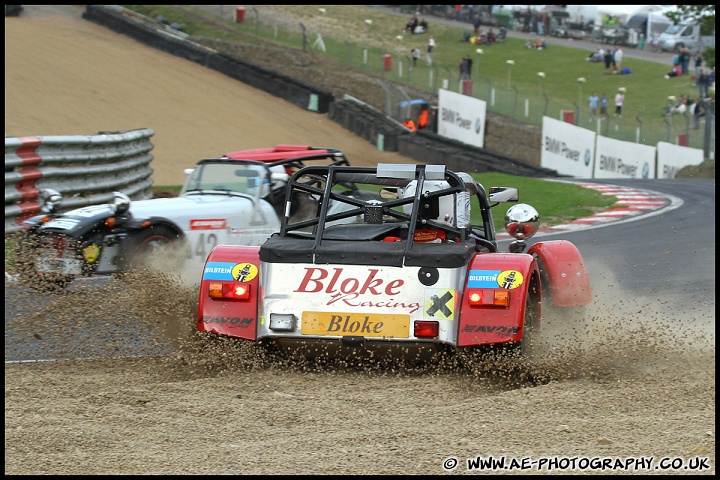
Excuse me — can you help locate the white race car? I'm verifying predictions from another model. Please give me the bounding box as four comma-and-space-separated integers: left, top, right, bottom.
17, 145, 355, 290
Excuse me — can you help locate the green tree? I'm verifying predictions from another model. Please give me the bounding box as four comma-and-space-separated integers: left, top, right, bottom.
664, 5, 716, 34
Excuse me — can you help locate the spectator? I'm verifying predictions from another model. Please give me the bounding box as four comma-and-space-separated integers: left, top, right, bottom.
600, 93, 609, 117
425, 37, 435, 66
418, 17, 428, 33
588, 92, 599, 122
613, 46, 623, 74
498, 26, 507, 42
603, 48, 613, 75
664, 64, 683, 79
410, 47, 420, 67
587, 47, 604, 63
458, 56, 469, 79
405, 16, 418, 34
696, 68, 710, 98
690, 98, 704, 129
665, 97, 686, 116
473, 13, 482, 36
693, 52, 703, 80
486, 28, 497, 45
417, 108, 429, 129
681, 47, 691, 75
663, 97, 675, 116
614, 88, 624, 117
537, 11, 545, 35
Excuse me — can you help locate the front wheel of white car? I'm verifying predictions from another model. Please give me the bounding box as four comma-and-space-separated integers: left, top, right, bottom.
121, 225, 183, 271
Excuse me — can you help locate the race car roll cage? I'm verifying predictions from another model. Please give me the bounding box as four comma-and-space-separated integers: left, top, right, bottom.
260, 164, 503, 268
183, 147, 355, 216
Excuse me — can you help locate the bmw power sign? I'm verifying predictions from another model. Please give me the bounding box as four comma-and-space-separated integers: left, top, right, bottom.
438, 88, 486, 149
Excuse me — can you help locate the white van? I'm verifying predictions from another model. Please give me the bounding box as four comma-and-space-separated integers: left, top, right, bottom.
658, 22, 702, 51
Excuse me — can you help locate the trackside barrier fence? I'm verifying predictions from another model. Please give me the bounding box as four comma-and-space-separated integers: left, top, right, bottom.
4, 128, 155, 234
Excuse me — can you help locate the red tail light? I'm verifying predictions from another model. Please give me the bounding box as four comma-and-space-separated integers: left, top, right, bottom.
468, 289, 510, 307
414, 320, 439, 338
209, 282, 251, 300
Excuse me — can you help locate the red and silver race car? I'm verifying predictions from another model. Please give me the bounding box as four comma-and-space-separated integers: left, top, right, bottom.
16, 145, 355, 290
196, 163, 592, 358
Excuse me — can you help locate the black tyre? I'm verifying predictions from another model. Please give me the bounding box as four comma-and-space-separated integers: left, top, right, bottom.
517, 276, 541, 357
495, 276, 540, 358
121, 225, 183, 270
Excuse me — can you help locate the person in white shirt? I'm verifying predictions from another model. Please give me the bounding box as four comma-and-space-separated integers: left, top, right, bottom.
613, 46, 623, 74
426, 37, 435, 66
614, 89, 624, 117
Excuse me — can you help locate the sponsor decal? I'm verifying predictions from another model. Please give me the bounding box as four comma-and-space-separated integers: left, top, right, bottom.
468, 270, 501, 288
82, 244, 101, 263
468, 269, 523, 289
232, 263, 258, 282
203, 261, 234, 280
544, 136, 580, 162
302, 312, 409, 338
44, 218, 81, 230
201, 316, 253, 327
425, 289, 455, 319
497, 270, 523, 289
203, 262, 258, 281
190, 219, 227, 230
294, 267, 421, 314
414, 229, 445, 242
462, 325, 520, 335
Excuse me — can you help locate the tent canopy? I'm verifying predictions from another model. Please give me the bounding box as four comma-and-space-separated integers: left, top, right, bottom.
595, 5, 665, 27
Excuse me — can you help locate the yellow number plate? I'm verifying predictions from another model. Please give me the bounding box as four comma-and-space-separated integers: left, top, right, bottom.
301, 312, 410, 338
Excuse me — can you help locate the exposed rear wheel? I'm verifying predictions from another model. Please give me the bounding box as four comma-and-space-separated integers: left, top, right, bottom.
15, 233, 75, 293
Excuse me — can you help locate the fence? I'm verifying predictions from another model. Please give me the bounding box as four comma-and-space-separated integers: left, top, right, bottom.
4, 129, 155, 233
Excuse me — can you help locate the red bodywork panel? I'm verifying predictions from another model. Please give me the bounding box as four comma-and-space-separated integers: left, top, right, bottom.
224, 145, 330, 162
528, 240, 592, 306
457, 253, 538, 347
197, 245, 262, 340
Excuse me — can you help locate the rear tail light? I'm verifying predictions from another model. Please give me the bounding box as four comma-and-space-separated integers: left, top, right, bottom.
467, 289, 510, 307
414, 320, 439, 338
208, 282, 251, 300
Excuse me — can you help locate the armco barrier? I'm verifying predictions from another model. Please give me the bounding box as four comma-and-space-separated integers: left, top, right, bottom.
5, 128, 155, 234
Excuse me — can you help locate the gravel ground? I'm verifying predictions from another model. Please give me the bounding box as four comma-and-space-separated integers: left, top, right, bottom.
4, 6, 715, 475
